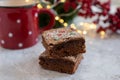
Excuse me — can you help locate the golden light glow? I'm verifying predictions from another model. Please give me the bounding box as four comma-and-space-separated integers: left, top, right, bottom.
63, 22, 68, 27
59, 19, 64, 23
100, 31, 105, 35
55, 16, 60, 21
46, 5, 51, 9
70, 24, 75, 27
84, 23, 89, 27
79, 22, 97, 31
60, 0, 66, 3
70, 24, 77, 30
100, 31, 106, 39
90, 23, 97, 29
77, 30, 82, 34
80, 22, 84, 26
83, 30, 87, 35
79, 22, 90, 30
25, 0, 29, 2
37, 4, 43, 9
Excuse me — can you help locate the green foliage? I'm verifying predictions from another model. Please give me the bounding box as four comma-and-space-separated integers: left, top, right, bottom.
53, 3, 78, 27
39, 1, 78, 28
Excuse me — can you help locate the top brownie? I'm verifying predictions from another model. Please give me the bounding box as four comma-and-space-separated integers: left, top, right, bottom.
42, 28, 86, 57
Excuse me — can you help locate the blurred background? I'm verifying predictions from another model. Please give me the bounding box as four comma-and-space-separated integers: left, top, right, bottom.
37, 0, 120, 39
112, 0, 120, 5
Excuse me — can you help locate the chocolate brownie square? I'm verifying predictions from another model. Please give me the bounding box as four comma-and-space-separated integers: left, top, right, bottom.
39, 51, 83, 74
42, 28, 86, 57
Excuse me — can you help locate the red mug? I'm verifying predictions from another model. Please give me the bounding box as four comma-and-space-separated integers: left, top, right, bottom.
0, 1, 55, 49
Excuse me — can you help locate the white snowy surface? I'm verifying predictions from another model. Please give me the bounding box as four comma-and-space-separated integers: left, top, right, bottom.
0, 35, 120, 80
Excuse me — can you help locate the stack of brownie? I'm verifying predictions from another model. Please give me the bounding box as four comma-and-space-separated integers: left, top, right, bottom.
39, 28, 86, 74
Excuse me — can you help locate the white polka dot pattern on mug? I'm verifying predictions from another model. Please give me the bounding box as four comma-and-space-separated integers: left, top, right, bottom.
18, 43, 23, 48
1, 40, 5, 44
35, 13, 38, 17
28, 31, 32, 35
16, 19, 21, 23
8, 32, 13, 38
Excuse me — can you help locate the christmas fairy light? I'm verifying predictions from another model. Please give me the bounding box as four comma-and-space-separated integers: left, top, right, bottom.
70, 24, 75, 27
37, 4, 43, 9
63, 22, 68, 27
84, 23, 89, 27
100, 31, 105, 35
70, 24, 77, 30
83, 30, 87, 35
60, 0, 66, 3
25, 0, 29, 2
100, 31, 106, 39
89, 23, 97, 29
55, 16, 60, 20
80, 22, 84, 26
46, 5, 51, 9
59, 19, 64, 23
77, 30, 82, 34
55, 16, 65, 24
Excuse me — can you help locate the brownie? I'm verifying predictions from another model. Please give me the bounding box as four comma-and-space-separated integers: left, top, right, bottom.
39, 51, 83, 74
42, 28, 86, 57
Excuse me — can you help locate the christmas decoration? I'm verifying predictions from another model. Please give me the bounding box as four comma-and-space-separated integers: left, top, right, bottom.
97, 7, 120, 34
38, 0, 120, 35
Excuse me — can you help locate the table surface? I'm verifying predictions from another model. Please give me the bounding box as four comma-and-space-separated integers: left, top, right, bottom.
0, 35, 120, 80
0, 1, 120, 80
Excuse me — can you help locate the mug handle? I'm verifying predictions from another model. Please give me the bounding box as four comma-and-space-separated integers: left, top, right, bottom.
37, 9, 55, 33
